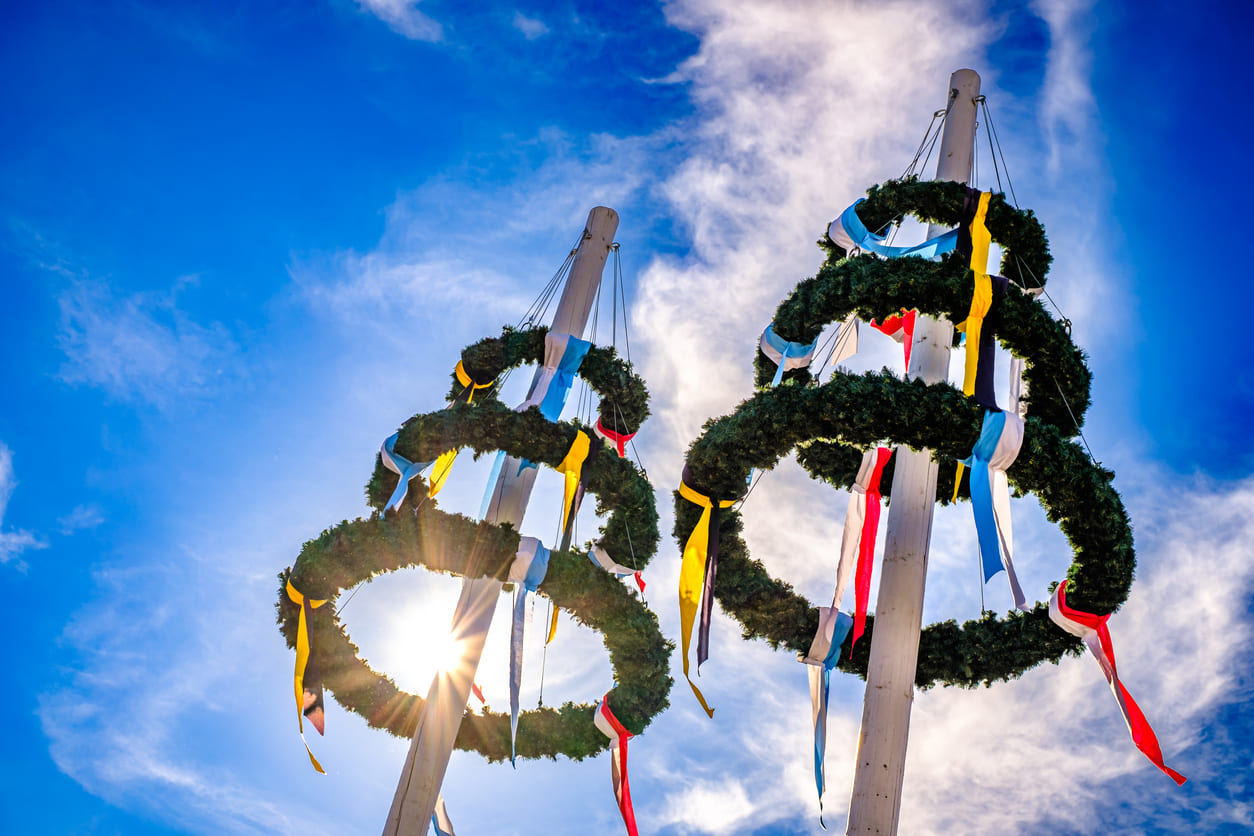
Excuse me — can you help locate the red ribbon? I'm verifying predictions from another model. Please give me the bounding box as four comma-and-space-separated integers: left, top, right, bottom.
1053, 581, 1187, 785
595, 418, 636, 457
597, 696, 638, 836
870, 309, 917, 369
851, 447, 892, 651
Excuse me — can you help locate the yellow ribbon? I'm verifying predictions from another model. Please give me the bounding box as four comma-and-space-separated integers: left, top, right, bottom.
554, 430, 590, 541
454, 360, 494, 402
286, 580, 328, 773
953, 191, 993, 500
677, 480, 735, 718
428, 448, 458, 497
546, 605, 559, 645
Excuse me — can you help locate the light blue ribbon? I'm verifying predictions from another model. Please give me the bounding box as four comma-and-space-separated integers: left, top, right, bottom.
762, 323, 818, 387
962, 409, 1008, 582
813, 611, 853, 828
836, 199, 959, 260
510, 539, 551, 766
536, 336, 592, 421
380, 433, 434, 514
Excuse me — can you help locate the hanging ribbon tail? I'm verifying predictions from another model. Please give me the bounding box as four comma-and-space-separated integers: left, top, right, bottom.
833, 448, 891, 651
431, 794, 457, 836
595, 696, 639, 836
588, 545, 645, 592
555, 430, 591, 543
286, 580, 328, 773
1049, 582, 1187, 784
696, 502, 722, 669
803, 608, 854, 824
507, 538, 551, 766
594, 417, 636, 457
471, 682, 485, 704
964, 410, 1027, 607
678, 473, 734, 717
546, 604, 559, 645
761, 323, 817, 387
380, 433, 436, 514
828, 199, 959, 259
427, 448, 459, 498
831, 312, 861, 369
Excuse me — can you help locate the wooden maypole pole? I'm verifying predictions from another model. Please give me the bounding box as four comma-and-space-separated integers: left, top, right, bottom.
382, 207, 620, 836
846, 69, 980, 835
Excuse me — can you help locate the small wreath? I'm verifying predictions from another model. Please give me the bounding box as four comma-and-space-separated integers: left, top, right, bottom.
677, 374, 1130, 688
279, 359, 668, 762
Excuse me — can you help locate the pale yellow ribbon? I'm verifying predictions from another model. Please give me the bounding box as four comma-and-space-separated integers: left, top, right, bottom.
677, 480, 735, 718
954, 191, 993, 501
286, 580, 328, 773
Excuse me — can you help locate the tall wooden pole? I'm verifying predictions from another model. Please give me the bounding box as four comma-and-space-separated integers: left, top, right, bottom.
382, 207, 620, 836
846, 69, 980, 835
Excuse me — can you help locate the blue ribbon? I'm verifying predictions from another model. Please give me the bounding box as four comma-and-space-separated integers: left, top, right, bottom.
812, 611, 853, 827
536, 336, 592, 421
510, 539, 551, 765
836, 199, 959, 260
962, 409, 1008, 582
380, 433, 434, 514
762, 324, 818, 387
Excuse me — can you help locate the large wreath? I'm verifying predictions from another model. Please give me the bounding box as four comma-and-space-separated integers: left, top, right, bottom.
278, 328, 669, 762
680, 179, 1129, 688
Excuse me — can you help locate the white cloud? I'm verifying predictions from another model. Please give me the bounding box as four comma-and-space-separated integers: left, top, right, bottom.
58, 504, 105, 534
0, 442, 47, 570
1031, 0, 1099, 174
513, 11, 549, 40
56, 278, 239, 408
356, 0, 443, 42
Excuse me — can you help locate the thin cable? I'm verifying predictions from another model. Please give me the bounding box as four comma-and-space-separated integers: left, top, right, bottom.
537, 599, 551, 707
977, 98, 1004, 195
335, 580, 366, 615
981, 98, 1020, 208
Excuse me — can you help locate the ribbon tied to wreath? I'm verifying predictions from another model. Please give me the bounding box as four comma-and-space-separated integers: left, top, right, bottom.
830, 446, 893, 650
1049, 581, 1187, 784
595, 417, 637, 457
594, 695, 639, 836
827, 198, 960, 259
508, 537, 552, 765
285, 580, 328, 773
962, 409, 1028, 610
677, 469, 737, 717
801, 606, 854, 827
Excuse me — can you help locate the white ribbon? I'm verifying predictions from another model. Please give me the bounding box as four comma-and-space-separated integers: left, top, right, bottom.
508, 536, 551, 765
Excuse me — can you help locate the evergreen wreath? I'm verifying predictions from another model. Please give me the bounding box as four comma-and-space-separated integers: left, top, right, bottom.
278, 329, 669, 762
682, 181, 1126, 688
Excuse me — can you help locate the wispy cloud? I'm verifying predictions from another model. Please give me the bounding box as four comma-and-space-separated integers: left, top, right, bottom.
356, 0, 443, 42
55, 277, 239, 408
0, 442, 47, 571
512, 12, 550, 40
1031, 0, 1099, 174
58, 504, 105, 535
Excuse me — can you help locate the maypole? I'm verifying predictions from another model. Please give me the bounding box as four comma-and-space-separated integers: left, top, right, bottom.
845, 69, 980, 835
383, 207, 619, 836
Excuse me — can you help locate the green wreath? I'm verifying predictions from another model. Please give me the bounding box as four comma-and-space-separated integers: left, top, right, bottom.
681, 181, 1128, 688
278, 332, 669, 762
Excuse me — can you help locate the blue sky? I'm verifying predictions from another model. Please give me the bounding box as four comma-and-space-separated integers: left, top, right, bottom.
2, 1, 1251, 834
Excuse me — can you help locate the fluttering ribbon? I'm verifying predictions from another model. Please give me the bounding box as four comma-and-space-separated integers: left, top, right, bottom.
380, 433, 444, 514
589, 544, 646, 593
286, 580, 328, 773
508, 537, 552, 766
827, 198, 960, 259
801, 607, 854, 827
453, 359, 494, 403
431, 794, 457, 836
520, 333, 593, 421
554, 430, 590, 543
594, 416, 636, 457
677, 469, 737, 717
953, 189, 997, 492
870, 309, 917, 369
1049, 581, 1187, 785
962, 409, 1028, 610
760, 323, 818, 387
594, 694, 638, 836
830, 447, 893, 650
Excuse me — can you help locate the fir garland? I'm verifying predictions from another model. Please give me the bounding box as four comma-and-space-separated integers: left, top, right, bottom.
278, 339, 668, 762
677, 374, 1129, 688
688, 182, 1124, 689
